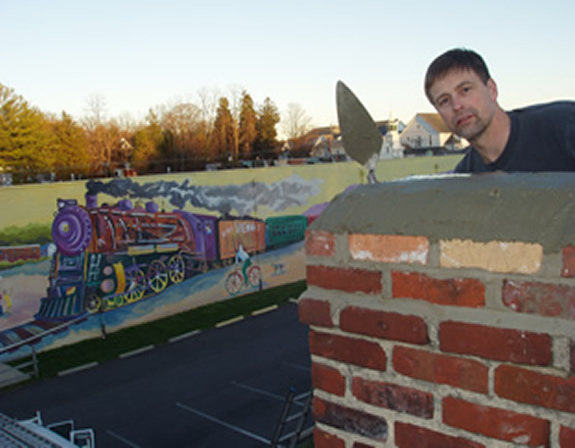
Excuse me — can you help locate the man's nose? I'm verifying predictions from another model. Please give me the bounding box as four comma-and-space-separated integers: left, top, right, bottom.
452, 95, 464, 111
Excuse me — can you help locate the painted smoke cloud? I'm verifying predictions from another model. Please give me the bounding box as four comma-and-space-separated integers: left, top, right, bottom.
86, 174, 323, 216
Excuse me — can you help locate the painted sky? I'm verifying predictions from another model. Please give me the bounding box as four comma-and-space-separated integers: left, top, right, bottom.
2, 0, 574, 131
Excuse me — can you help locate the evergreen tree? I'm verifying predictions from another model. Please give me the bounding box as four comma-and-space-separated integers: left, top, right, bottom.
255, 97, 280, 157
0, 84, 55, 182
212, 97, 234, 162
238, 91, 257, 159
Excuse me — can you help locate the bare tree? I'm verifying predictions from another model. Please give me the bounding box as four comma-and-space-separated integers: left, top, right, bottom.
281, 103, 313, 140
83, 93, 107, 130
197, 86, 220, 135
227, 85, 244, 161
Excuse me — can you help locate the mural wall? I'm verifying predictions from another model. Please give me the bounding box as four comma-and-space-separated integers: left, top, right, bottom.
0, 156, 461, 357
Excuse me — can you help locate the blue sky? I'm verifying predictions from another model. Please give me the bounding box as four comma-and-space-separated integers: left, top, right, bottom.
2, 0, 574, 130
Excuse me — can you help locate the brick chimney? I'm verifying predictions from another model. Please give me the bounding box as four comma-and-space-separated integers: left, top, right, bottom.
299, 173, 575, 448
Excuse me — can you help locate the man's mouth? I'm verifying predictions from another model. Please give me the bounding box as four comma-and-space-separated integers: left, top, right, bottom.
456, 113, 474, 128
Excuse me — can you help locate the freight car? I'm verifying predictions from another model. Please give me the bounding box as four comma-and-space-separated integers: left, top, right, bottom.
36, 195, 307, 320
0, 244, 41, 263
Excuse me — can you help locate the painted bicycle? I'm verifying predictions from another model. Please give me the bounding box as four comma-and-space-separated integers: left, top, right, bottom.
225, 263, 262, 295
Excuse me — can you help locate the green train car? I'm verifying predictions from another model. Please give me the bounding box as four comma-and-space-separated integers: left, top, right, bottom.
265, 215, 308, 249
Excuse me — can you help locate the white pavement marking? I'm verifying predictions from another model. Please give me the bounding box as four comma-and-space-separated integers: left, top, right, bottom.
215, 316, 244, 328
169, 330, 201, 343
58, 362, 98, 376
230, 380, 285, 401
176, 402, 270, 445
119, 345, 154, 359
106, 429, 141, 447
281, 361, 311, 372
251, 304, 278, 316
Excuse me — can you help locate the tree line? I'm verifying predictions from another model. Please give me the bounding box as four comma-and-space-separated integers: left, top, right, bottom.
0, 83, 314, 183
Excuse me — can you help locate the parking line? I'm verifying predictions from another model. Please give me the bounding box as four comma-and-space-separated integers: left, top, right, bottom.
281, 361, 311, 372
106, 429, 141, 447
58, 362, 98, 376
119, 345, 154, 359
176, 402, 270, 445
251, 304, 278, 316
169, 330, 201, 343
230, 380, 285, 401
216, 316, 244, 328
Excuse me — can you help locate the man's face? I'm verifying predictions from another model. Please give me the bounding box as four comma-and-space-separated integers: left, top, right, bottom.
428, 68, 498, 142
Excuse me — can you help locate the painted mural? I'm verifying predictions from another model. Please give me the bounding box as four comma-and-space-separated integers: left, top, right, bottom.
0, 157, 462, 357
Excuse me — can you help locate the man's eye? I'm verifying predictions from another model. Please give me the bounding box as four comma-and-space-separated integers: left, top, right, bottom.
438, 98, 449, 107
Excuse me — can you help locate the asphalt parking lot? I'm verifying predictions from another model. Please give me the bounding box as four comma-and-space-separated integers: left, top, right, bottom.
0, 301, 313, 447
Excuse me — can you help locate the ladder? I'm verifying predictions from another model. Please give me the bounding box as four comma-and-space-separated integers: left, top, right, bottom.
270, 388, 313, 448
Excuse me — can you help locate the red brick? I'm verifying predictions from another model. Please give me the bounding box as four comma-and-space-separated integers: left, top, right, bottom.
395, 421, 485, 448
340, 306, 429, 345
502, 279, 575, 320
562, 245, 575, 278
309, 330, 387, 371
393, 346, 488, 394
560, 426, 575, 447
439, 321, 552, 366
313, 427, 345, 448
307, 265, 382, 294
392, 271, 485, 307
442, 396, 550, 446
311, 363, 345, 396
495, 364, 575, 414
313, 396, 388, 441
299, 298, 333, 328
306, 230, 336, 257
352, 376, 433, 418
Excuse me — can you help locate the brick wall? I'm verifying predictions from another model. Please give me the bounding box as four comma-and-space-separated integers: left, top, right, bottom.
299, 173, 575, 447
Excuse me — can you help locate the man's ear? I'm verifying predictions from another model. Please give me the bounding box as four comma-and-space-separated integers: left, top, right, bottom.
487, 78, 498, 101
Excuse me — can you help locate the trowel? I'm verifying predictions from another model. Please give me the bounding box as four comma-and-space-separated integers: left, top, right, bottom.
336, 80, 382, 184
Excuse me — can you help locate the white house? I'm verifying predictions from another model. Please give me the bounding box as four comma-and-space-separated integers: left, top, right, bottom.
400, 113, 467, 152
376, 118, 406, 159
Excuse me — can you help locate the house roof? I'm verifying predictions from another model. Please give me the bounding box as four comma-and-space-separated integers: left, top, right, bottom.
418, 113, 450, 133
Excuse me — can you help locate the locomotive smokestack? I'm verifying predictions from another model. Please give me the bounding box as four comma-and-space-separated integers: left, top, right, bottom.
86, 194, 98, 209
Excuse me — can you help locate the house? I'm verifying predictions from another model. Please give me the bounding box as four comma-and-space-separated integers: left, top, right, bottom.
400, 113, 467, 154
304, 118, 406, 162
375, 118, 406, 159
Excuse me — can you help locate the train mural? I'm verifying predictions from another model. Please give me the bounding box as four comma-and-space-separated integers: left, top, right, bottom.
35, 194, 311, 321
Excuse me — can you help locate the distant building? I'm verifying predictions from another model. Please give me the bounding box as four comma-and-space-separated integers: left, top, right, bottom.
400, 113, 467, 155
375, 118, 406, 159
303, 119, 406, 162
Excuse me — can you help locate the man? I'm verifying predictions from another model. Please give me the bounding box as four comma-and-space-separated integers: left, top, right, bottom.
235, 243, 252, 285
424, 48, 575, 172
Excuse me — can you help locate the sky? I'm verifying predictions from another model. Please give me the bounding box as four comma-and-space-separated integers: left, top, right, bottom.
2, 0, 574, 132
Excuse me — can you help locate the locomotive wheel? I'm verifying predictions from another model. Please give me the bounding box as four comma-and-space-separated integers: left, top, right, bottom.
248, 265, 262, 287
168, 254, 186, 284
125, 268, 146, 303
147, 260, 169, 293
85, 293, 102, 313
225, 271, 243, 295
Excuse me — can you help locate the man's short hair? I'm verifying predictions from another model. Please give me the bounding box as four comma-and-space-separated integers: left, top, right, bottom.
424, 48, 491, 103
